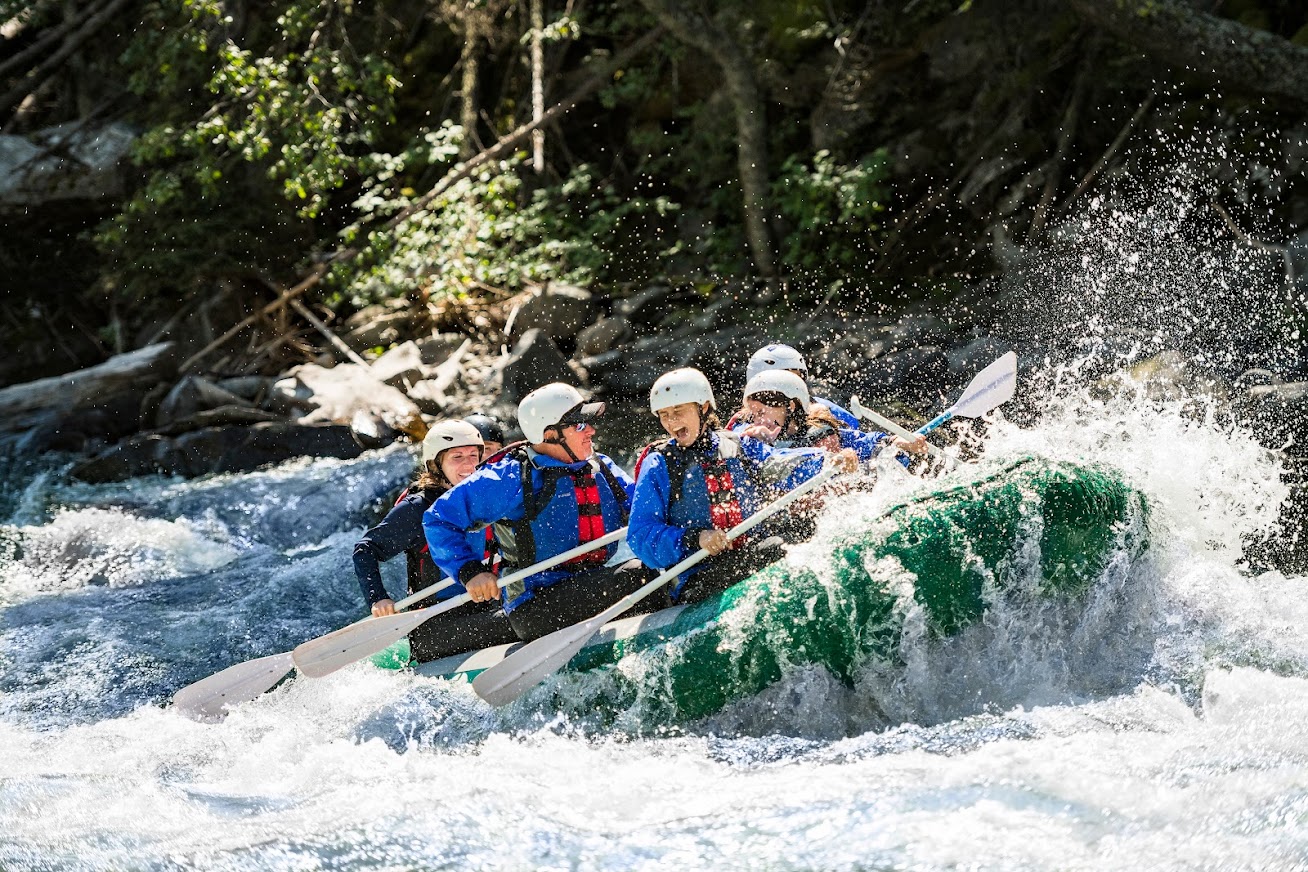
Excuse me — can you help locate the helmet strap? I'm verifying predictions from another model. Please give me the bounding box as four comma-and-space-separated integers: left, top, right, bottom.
546, 425, 582, 463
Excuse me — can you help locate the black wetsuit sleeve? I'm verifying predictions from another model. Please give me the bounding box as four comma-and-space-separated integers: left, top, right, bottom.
352, 497, 428, 607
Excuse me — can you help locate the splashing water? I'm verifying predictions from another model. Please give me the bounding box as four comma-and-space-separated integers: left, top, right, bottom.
5, 151, 1308, 868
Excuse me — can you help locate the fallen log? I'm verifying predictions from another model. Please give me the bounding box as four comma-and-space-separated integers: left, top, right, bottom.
0, 341, 177, 431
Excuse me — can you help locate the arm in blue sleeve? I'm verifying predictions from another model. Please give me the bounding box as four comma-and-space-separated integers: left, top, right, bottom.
840, 428, 911, 467
628, 454, 692, 570
353, 496, 427, 607
740, 436, 826, 493
423, 466, 521, 582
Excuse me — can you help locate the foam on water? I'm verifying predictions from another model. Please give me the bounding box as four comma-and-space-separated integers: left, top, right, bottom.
5, 137, 1308, 867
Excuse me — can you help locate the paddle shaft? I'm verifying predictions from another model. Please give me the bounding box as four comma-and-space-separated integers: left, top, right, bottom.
583, 464, 839, 627
289, 526, 629, 676
472, 462, 843, 706
849, 397, 948, 461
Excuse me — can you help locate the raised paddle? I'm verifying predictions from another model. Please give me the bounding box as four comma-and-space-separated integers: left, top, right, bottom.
916, 351, 1017, 434
471, 462, 845, 707
171, 576, 462, 721
291, 527, 628, 678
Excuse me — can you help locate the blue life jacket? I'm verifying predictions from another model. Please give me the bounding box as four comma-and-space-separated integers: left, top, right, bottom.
628, 430, 823, 601
423, 446, 634, 612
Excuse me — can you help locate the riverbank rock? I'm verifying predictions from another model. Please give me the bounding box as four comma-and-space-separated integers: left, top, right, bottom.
69, 422, 365, 483
271, 362, 427, 441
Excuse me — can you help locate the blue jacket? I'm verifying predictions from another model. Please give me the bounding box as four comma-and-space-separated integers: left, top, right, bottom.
423, 449, 634, 612
353, 488, 491, 607
628, 431, 824, 601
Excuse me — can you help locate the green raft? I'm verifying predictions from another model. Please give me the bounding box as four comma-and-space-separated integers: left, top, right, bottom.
372, 457, 1148, 724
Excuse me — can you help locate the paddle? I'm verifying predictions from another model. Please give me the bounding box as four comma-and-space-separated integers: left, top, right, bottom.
917, 351, 1017, 434
171, 576, 461, 721
291, 527, 627, 678
847, 397, 949, 461
471, 461, 845, 707
173, 527, 625, 718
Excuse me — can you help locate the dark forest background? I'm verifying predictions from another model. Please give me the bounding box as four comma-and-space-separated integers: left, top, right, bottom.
3, 0, 1308, 387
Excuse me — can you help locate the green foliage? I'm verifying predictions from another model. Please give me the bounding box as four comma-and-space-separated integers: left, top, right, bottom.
98, 0, 404, 305
772, 148, 891, 281
333, 124, 678, 306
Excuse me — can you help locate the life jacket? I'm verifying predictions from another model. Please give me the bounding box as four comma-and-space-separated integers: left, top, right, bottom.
640, 430, 752, 545
485, 441, 631, 571
396, 485, 496, 599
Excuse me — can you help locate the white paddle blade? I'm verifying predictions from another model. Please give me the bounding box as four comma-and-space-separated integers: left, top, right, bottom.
952, 351, 1017, 418
171, 651, 294, 721
472, 618, 600, 706
292, 609, 433, 678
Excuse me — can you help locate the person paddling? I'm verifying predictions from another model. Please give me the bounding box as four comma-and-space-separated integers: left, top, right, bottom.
353, 420, 518, 662
423, 383, 655, 641
629, 367, 858, 606
736, 343, 860, 430
737, 369, 929, 462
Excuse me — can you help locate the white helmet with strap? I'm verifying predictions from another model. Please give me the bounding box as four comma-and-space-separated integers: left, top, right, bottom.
745, 343, 807, 382
421, 419, 484, 464
744, 368, 811, 411
649, 367, 716, 414
517, 382, 605, 443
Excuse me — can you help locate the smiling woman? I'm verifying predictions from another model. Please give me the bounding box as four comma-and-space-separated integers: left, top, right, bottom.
351, 419, 518, 662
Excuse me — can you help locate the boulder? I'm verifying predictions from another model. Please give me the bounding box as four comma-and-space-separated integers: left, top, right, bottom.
0, 122, 136, 206
853, 346, 951, 403
502, 330, 583, 402
509, 284, 597, 345
576, 317, 634, 357
271, 362, 426, 440
70, 422, 365, 483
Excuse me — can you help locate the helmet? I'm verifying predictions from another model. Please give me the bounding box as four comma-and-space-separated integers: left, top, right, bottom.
649, 368, 715, 414
462, 413, 506, 446
517, 382, 605, 443
421, 419, 484, 465
744, 369, 810, 411
745, 343, 808, 382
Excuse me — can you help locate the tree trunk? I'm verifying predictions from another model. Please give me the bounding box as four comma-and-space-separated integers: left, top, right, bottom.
1067, 0, 1308, 104
459, 29, 481, 158
530, 0, 544, 173
636, 0, 776, 279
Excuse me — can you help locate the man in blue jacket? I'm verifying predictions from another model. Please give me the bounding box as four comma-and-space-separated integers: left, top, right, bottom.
423, 382, 653, 641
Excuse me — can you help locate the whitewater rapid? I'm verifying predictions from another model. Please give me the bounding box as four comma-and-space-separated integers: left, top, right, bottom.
3, 368, 1308, 870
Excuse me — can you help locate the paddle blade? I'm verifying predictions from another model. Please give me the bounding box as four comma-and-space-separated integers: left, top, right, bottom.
951, 351, 1017, 418
171, 651, 294, 722
472, 617, 600, 707
292, 609, 432, 678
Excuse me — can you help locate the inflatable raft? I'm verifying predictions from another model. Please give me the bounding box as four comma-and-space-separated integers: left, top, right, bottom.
371, 458, 1149, 724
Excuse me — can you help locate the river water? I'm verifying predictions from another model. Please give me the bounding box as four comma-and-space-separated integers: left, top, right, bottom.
6, 191, 1308, 868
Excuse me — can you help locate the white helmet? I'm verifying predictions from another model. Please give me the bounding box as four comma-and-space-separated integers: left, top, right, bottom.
421, 419, 484, 464
650, 367, 715, 414
517, 382, 605, 443
744, 369, 810, 411
745, 343, 807, 382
